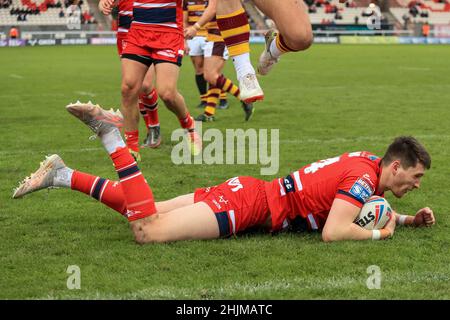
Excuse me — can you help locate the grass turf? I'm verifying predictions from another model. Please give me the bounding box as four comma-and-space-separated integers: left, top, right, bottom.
0, 44, 449, 299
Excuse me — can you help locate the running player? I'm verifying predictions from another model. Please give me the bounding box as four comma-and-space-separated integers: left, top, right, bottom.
214, 0, 313, 103
183, 0, 228, 110
13, 103, 435, 243
100, 0, 161, 151
100, 0, 202, 158
185, 0, 253, 122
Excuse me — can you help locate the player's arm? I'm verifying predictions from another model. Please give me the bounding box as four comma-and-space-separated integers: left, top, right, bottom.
183, 4, 189, 29
394, 207, 435, 227
184, 0, 217, 39
322, 198, 395, 242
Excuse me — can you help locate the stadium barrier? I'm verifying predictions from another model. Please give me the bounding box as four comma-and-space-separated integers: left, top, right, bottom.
1, 30, 450, 47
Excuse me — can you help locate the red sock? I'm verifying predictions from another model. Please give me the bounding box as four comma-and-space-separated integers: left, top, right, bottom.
138, 101, 152, 129
110, 147, 156, 221
124, 130, 139, 153
139, 89, 159, 127
71, 170, 127, 216
178, 113, 193, 130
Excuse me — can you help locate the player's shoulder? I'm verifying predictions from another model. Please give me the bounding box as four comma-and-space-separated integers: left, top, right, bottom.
341, 151, 381, 177
344, 151, 380, 165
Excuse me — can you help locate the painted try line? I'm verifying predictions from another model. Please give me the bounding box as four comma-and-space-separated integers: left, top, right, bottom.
34, 272, 450, 299
278, 134, 450, 145
1, 134, 448, 157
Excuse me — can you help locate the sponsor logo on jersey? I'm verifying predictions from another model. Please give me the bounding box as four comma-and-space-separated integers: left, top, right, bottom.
349, 178, 374, 203
283, 175, 295, 193
212, 199, 221, 210
156, 49, 176, 58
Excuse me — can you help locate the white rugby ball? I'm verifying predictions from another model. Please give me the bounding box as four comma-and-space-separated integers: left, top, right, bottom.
354, 196, 393, 230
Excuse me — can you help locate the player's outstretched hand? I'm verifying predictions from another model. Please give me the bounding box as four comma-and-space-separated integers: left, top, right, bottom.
99, 0, 116, 15
413, 207, 435, 227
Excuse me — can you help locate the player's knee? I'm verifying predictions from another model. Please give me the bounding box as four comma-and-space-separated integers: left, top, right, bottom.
157, 88, 177, 104
282, 27, 313, 51
140, 81, 153, 95
121, 81, 140, 99
131, 215, 172, 244
134, 227, 169, 244
203, 72, 218, 86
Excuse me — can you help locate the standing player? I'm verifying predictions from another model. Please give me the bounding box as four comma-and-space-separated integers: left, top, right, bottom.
13, 103, 435, 243
185, 0, 253, 122
100, 0, 161, 151
100, 0, 202, 159
214, 0, 313, 103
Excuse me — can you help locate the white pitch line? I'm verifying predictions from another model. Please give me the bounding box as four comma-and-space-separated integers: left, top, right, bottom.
2, 134, 448, 157
9, 74, 23, 79
278, 134, 450, 144
74, 91, 97, 97
398, 66, 431, 71
0, 147, 104, 157
33, 272, 449, 299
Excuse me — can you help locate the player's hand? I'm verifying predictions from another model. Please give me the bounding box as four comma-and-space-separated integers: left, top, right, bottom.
413, 207, 435, 227
184, 41, 190, 55
184, 26, 197, 40
383, 213, 396, 238
99, 0, 115, 15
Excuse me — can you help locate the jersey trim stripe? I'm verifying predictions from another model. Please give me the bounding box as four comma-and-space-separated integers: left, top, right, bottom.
278, 178, 286, 196
293, 171, 303, 191
337, 189, 365, 205
134, 2, 176, 8
229, 210, 236, 234
307, 213, 318, 230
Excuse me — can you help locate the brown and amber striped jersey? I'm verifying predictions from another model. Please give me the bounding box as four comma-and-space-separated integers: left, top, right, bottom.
183, 0, 208, 37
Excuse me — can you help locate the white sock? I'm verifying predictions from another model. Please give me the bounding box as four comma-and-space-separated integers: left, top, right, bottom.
101, 128, 126, 154
232, 53, 256, 80
54, 167, 74, 188
269, 39, 283, 59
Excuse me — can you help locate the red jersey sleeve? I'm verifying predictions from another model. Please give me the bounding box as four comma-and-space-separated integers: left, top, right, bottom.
335, 169, 377, 208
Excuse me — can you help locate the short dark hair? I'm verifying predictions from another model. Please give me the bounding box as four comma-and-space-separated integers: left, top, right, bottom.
381, 136, 431, 169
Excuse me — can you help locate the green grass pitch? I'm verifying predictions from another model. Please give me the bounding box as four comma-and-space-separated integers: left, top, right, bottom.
0, 44, 449, 299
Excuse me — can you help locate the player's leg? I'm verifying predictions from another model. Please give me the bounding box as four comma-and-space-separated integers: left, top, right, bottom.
65, 102, 157, 224
253, 0, 313, 75
134, 175, 273, 243
139, 65, 162, 148
191, 55, 208, 108
133, 202, 220, 243
218, 90, 228, 110
196, 54, 225, 121
155, 193, 195, 214
154, 62, 202, 155
191, 55, 208, 109
186, 36, 208, 108
12, 153, 195, 217
120, 56, 150, 160
216, 0, 263, 103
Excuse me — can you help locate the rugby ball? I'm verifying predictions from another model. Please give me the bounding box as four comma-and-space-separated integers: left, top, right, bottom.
354, 196, 393, 230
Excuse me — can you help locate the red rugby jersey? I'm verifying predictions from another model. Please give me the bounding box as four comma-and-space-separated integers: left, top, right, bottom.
117, 0, 133, 34
265, 152, 384, 231
131, 0, 183, 34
